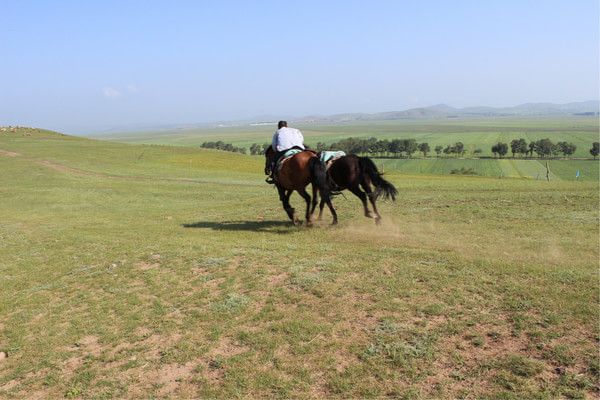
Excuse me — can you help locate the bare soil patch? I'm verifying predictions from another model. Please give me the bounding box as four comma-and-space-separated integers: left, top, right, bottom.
0, 149, 20, 157
38, 160, 99, 177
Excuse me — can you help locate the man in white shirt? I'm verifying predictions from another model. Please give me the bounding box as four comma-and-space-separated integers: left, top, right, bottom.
267, 121, 305, 183
271, 120, 305, 152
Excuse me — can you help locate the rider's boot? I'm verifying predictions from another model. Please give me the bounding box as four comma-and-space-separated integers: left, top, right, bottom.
265, 161, 277, 184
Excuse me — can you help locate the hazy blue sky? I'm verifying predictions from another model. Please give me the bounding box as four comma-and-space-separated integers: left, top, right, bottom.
1, 0, 598, 132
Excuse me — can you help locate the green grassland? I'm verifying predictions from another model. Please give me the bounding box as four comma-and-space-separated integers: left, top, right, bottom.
93, 117, 600, 181
374, 158, 598, 181
1, 128, 599, 398
94, 116, 599, 158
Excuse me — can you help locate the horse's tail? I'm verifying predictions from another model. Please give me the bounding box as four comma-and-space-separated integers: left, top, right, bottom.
359, 157, 398, 201
309, 157, 331, 202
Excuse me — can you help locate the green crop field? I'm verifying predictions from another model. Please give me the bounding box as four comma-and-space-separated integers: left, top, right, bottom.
92, 116, 600, 182
1, 128, 598, 399
373, 158, 598, 181
93, 116, 599, 158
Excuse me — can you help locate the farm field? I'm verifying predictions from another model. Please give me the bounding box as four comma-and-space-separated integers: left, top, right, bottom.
374, 158, 598, 181
92, 116, 599, 158
0, 128, 599, 398
91, 116, 600, 181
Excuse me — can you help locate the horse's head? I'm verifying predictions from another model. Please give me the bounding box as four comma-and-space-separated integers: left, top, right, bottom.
264, 145, 275, 175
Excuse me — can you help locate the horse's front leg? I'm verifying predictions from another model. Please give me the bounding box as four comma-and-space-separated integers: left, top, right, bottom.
278, 186, 296, 224
283, 190, 298, 225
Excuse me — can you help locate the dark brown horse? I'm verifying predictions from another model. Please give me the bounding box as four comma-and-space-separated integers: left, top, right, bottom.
312, 155, 397, 224
265, 146, 336, 226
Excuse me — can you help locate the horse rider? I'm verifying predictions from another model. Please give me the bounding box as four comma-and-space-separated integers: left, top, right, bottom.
266, 120, 305, 184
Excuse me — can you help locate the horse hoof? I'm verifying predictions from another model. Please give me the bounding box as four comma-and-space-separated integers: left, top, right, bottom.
331, 220, 338, 226
365, 212, 373, 218
306, 221, 313, 227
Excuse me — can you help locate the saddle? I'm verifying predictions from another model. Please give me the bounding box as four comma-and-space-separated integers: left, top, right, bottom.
276, 148, 303, 172
319, 151, 346, 170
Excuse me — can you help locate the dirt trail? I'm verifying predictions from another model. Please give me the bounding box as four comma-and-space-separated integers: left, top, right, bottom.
0, 148, 255, 186
0, 149, 21, 157
37, 160, 103, 177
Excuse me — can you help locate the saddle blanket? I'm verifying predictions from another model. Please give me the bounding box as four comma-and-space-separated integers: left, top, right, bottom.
277, 148, 303, 171
319, 151, 346, 169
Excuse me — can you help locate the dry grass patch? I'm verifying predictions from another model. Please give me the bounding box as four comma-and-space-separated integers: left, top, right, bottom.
0, 149, 20, 157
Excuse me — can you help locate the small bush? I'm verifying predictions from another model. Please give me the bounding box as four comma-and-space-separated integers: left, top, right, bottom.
450, 167, 477, 175
212, 293, 249, 313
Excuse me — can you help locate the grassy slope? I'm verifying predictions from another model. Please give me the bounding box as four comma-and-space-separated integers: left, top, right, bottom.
0, 128, 598, 399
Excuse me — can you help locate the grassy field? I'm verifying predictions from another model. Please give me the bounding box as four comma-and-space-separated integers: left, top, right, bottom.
92, 116, 599, 159
373, 158, 598, 181
1, 128, 599, 398
91, 116, 600, 181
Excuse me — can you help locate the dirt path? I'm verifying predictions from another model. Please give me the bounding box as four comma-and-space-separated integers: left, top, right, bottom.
37, 160, 102, 177
1, 147, 117, 178
0, 149, 21, 157
0, 148, 258, 187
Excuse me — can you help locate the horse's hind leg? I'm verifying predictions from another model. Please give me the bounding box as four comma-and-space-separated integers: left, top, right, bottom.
297, 188, 313, 226
317, 189, 337, 225
349, 186, 373, 219
310, 184, 326, 221
310, 185, 319, 217
361, 181, 382, 224
318, 199, 325, 220
324, 197, 338, 225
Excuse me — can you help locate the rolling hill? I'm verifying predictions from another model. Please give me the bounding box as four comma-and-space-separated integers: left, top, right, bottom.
0, 127, 598, 398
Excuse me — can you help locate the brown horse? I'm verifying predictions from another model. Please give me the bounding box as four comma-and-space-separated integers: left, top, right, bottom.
312, 154, 397, 224
265, 146, 336, 226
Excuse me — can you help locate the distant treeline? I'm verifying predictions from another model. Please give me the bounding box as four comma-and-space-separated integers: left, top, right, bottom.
312, 137, 599, 159
493, 139, 599, 159
202, 138, 600, 160
200, 141, 247, 154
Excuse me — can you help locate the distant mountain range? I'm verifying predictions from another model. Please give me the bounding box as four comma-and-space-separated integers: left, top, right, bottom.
289, 100, 600, 124
89, 100, 599, 134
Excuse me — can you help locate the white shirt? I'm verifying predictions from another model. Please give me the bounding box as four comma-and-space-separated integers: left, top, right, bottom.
272, 127, 305, 152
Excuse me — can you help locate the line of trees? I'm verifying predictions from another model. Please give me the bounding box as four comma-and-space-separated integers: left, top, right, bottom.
313, 137, 465, 158
591, 142, 599, 159
203, 138, 600, 160
314, 137, 483, 158
249, 143, 270, 155
200, 142, 271, 155
491, 138, 581, 158
200, 141, 247, 154
318, 137, 598, 159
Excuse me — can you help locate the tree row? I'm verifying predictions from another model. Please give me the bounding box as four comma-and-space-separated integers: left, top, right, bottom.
203, 138, 600, 160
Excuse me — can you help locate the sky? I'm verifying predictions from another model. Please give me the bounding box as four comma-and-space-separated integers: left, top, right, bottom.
1, 0, 598, 133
